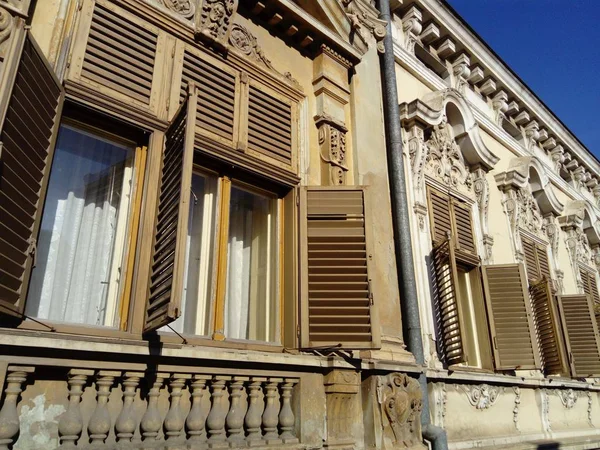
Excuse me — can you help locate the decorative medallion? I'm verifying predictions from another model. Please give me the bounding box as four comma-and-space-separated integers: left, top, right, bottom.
558, 389, 578, 409
462, 384, 501, 410
195, 0, 238, 50
161, 0, 195, 18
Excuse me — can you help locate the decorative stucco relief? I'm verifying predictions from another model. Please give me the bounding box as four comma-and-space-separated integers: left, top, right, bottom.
0, 5, 13, 61
377, 373, 423, 448
541, 389, 551, 432
400, 5, 422, 54
513, 387, 521, 431
195, 0, 238, 50
161, 0, 195, 18
413, 201, 427, 232
588, 391, 594, 427
432, 382, 447, 429
460, 384, 502, 410
315, 114, 348, 186
473, 168, 493, 263
556, 389, 578, 409
342, 0, 387, 53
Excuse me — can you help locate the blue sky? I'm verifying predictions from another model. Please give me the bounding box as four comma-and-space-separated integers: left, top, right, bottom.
446, 0, 600, 158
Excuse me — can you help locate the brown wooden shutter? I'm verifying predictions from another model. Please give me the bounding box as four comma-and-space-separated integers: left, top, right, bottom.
529, 279, 569, 375
451, 199, 476, 256
81, 2, 157, 104
181, 50, 236, 142
537, 244, 552, 281
144, 85, 196, 332
0, 32, 63, 317
482, 264, 541, 370
557, 294, 600, 377
521, 234, 540, 283
428, 188, 452, 244
580, 268, 600, 304
431, 239, 466, 365
247, 84, 292, 166
300, 187, 380, 349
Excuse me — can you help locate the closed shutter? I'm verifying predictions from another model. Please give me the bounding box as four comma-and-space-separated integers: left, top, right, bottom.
247, 84, 292, 166
537, 244, 552, 281
521, 234, 540, 283
144, 85, 196, 332
428, 188, 452, 244
452, 200, 476, 256
300, 187, 380, 349
579, 268, 600, 339
81, 2, 157, 104
482, 264, 541, 370
181, 50, 236, 142
557, 294, 600, 377
529, 279, 569, 376
431, 239, 466, 365
0, 32, 63, 317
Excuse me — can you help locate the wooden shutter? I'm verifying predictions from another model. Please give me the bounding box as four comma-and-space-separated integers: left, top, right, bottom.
529, 279, 569, 375
482, 264, 541, 370
521, 234, 540, 283
0, 32, 63, 317
557, 294, 600, 377
81, 2, 157, 104
247, 84, 293, 166
144, 85, 196, 332
300, 187, 380, 349
451, 200, 476, 256
428, 188, 452, 244
181, 49, 236, 143
537, 244, 552, 281
431, 239, 466, 365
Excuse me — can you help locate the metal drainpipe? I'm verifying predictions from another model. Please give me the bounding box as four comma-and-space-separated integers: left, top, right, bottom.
375, 0, 448, 449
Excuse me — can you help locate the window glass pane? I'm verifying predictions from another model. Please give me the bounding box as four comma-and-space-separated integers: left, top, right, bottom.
26, 125, 135, 327
167, 172, 218, 335
224, 186, 278, 342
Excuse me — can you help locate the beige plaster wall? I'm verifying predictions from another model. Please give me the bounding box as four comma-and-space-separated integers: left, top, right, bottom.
395, 64, 432, 103
30, 0, 62, 58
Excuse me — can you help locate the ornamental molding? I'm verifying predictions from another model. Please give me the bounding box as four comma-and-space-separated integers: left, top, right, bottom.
559, 200, 600, 271
342, 0, 387, 53
513, 387, 521, 431
161, 0, 195, 18
0, 5, 13, 61
555, 389, 579, 409
228, 23, 302, 91
588, 391, 594, 427
459, 384, 502, 410
413, 201, 427, 232
541, 389, 551, 432
195, 0, 238, 50
315, 114, 348, 186
377, 373, 423, 448
432, 382, 447, 429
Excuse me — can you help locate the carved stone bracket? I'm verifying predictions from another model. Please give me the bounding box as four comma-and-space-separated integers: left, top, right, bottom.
377, 373, 423, 448
555, 269, 565, 294
491, 90, 508, 127
451, 54, 470, 94
404, 121, 426, 191
195, 0, 238, 50
324, 370, 360, 449
161, 0, 195, 18
459, 384, 502, 410
342, 0, 387, 53
400, 5, 422, 55
315, 114, 348, 186
413, 201, 427, 232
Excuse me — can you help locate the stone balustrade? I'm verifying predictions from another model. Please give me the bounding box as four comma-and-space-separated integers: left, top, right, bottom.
0, 365, 300, 449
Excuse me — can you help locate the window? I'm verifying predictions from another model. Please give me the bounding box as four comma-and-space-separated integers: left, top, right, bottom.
167, 173, 281, 344
25, 124, 138, 327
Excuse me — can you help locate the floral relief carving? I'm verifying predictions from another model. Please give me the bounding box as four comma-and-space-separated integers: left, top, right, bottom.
195, 0, 238, 50
557, 389, 578, 409
342, 0, 387, 53
378, 374, 423, 448
513, 387, 521, 431
564, 226, 593, 271
503, 186, 548, 251
405, 123, 426, 191
461, 384, 501, 410
424, 116, 472, 190
315, 114, 348, 186
0, 6, 13, 61
161, 0, 195, 18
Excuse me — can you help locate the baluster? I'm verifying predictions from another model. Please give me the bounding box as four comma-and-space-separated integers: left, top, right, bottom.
0, 366, 34, 450
245, 376, 266, 447
226, 376, 248, 445
262, 378, 282, 445
279, 378, 299, 443
186, 374, 211, 443
206, 376, 230, 448
140, 373, 167, 441
88, 370, 120, 444
164, 374, 191, 441
115, 372, 143, 442
59, 368, 93, 447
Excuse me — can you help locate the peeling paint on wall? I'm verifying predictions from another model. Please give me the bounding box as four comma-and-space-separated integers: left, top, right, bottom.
15, 394, 65, 450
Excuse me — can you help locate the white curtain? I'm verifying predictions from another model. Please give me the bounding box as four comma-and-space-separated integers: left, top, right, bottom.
26, 126, 132, 326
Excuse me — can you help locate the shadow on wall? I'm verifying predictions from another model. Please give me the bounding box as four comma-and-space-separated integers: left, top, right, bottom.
537, 443, 559, 450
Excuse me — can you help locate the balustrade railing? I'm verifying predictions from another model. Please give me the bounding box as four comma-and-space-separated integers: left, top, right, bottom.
0, 365, 300, 449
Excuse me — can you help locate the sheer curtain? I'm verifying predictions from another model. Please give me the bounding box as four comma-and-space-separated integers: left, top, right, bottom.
26, 126, 133, 326
224, 186, 277, 342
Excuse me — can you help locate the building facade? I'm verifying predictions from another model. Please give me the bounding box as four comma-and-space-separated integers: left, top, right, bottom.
393, 0, 600, 448
0, 0, 423, 449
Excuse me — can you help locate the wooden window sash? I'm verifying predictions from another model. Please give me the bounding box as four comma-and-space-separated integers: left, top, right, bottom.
212, 176, 231, 341
481, 264, 542, 370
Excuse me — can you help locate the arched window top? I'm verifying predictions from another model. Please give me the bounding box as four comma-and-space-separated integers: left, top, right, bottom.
560, 200, 600, 246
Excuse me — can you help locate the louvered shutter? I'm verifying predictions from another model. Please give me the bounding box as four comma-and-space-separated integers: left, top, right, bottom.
144, 85, 196, 332
529, 279, 569, 376
579, 268, 600, 337
431, 239, 466, 365
428, 188, 452, 244
482, 264, 541, 370
247, 84, 293, 166
521, 234, 540, 283
537, 244, 552, 282
451, 200, 476, 255
181, 49, 237, 143
300, 187, 380, 349
557, 294, 600, 377
80, 1, 157, 104
0, 31, 63, 317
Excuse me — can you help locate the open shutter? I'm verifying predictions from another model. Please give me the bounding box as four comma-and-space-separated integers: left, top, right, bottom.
580, 269, 600, 330
451, 199, 477, 256
0, 31, 64, 317
482, 264, 541, 370
530, 279, 569, 375
521, 234, 540, 283
537, 244, 552, 282
432, 239, 466, 365
557, 294, 600, 377
144, 84, 196, 332
300, 187, 380, 349
428, 188, 452, 244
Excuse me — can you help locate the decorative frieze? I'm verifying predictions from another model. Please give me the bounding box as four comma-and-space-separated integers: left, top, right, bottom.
343, 0, 387, 53
195, 0, 238, 50
461, 384, 501, 410
378, 373, 423, 448
315, 113, 349, 185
